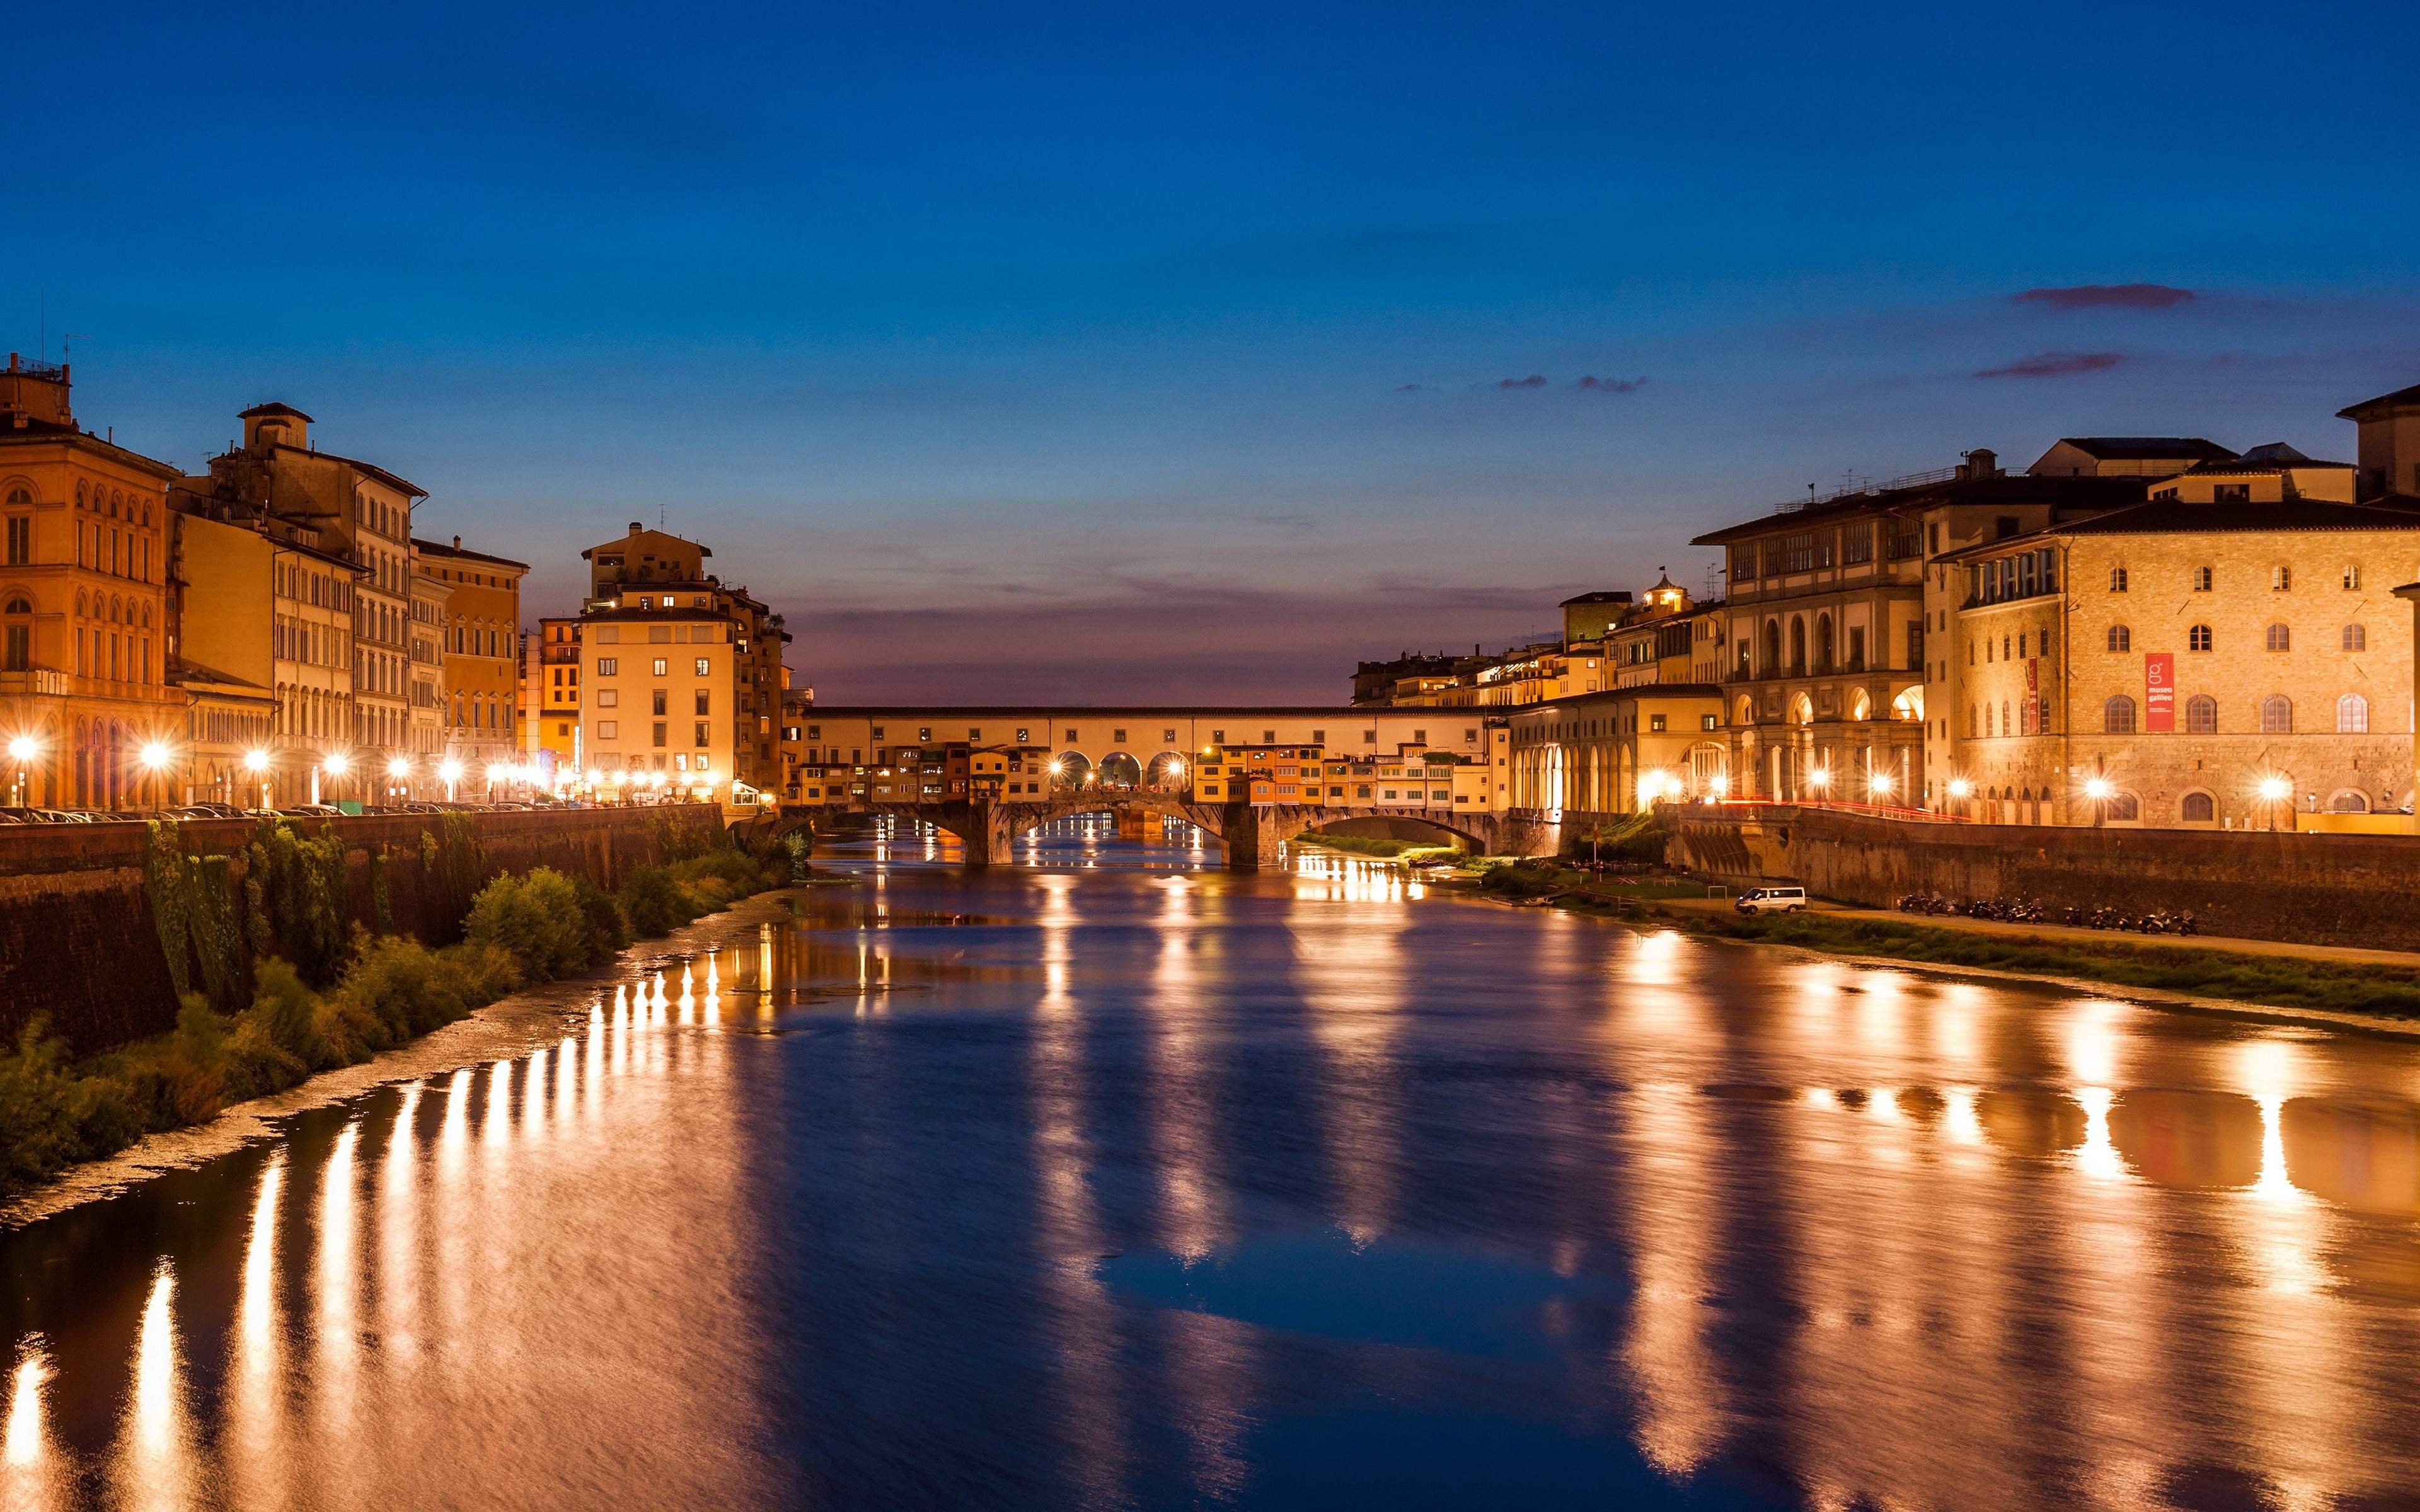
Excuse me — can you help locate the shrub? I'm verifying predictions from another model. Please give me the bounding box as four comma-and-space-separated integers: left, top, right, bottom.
572, 873, 631, 960
0, 1020, 144, 1192
248, 958, 329, 1070
463, 867, 602, 983
619, 864, 693, 939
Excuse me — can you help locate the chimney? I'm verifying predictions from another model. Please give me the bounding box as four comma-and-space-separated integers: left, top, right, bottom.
452, 535, 462, 550
629, 521, 643, 535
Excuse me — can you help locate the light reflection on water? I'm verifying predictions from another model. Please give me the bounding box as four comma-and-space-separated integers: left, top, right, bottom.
2, 827, 2419, 1508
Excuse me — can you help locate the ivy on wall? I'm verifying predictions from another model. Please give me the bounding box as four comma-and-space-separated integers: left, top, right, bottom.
142, 821, 252, 1013
245, 817, 350, 983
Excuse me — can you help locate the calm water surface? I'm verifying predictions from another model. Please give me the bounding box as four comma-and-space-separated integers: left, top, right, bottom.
6, 818, 2420, 1510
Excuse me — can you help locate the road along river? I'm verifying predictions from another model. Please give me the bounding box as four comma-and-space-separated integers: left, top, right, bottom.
5, 818, 2419, 1509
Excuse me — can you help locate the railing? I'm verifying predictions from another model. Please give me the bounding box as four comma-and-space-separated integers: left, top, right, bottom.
1678, 798, 1968, 825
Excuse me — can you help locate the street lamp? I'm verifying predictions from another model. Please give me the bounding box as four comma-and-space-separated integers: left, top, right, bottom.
439, 757, 463, 803
1869, 770, 1894, 799
2257, 775, 2290, 832
1806, 767, 1831, 802
138, 740, 172, 811
8, 734, 39, 808
245, 748, 271, 811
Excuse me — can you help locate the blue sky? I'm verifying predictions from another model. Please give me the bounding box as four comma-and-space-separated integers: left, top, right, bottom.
9, 1, 2418, 702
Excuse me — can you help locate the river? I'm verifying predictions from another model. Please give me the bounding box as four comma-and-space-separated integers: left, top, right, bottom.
4, 817, 2419, 1509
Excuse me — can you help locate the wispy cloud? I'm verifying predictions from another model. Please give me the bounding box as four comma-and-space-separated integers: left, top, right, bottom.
2014, 284, 2195, 312
1577, 374, 1645, 393
1496, 374, 1547, 389
1974, 351, 2125, 379
1395, 382, 1424, 391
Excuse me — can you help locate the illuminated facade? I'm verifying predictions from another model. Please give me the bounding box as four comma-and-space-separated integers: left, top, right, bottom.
1, 356, 186, 809
415, 534, 527, 785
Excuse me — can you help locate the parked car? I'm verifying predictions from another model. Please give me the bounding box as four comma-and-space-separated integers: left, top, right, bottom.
277, 805, 345, 819
1733, 886, 1809, 916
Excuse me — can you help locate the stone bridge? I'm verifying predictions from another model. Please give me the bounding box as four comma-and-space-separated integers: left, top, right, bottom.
785, 792, 1552, 869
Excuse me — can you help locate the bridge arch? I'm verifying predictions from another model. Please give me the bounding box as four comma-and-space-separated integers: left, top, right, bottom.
1097, 752, 1143, 789
1143, 750, 1189, 790
1051, 751, 1092, 788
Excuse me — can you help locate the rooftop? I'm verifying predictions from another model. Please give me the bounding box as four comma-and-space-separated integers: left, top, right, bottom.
2049, 436, 2237, 462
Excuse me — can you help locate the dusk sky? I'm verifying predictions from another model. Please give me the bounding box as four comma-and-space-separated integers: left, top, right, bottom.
10, 1, 2418, 703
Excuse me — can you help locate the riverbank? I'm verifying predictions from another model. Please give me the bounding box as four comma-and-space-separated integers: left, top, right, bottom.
0, 890, 803, 1230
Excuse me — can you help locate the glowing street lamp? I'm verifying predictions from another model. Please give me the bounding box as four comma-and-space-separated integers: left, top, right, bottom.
245, 748, 272, 811
1708, 772, 1728, 798
2257, 774, 2291, 831
6, 733, 40, 808
439, 757, 463, 803
1947, 777, 1971, 798
1806, 767, 1831, 801
1869, 770, 1894, 798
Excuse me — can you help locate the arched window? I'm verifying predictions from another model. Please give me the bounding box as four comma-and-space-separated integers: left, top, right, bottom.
2107, 792, 2140, 821
1762, 620, 1782, 675
1789, 617, 1807, 675
3, 594, 27, 614
2181, 792, 2216, 822
1849, 687, 1870, 721
2261, 695, 2293, 733
1816, 615, 1835, 673
2185, 695, 2218, 733
3, 486, 26, 506
2188, 624, 2213, 652
2332, 791, 2370, 813
2338, 694, 2370, 733
2, 592, 27, 673
2104, 696, 2137, 734
2343, 624, 2366, 651
2106, 624, 2131, 652
2266, 623, 2291, 652
1734, 696, 1754, 726
2001, 700, 2012, 735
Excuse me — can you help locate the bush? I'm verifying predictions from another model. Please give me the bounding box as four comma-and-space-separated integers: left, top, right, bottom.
463, 867, 608, 983
0, 1019, 144, 1191
619, 864, 692, 938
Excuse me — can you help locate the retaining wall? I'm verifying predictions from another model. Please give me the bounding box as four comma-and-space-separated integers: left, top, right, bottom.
1663, 806, 2420, 951
0, 806, 724, 1056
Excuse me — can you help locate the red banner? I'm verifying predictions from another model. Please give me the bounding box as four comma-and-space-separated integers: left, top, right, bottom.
2145, 652, 2174, 732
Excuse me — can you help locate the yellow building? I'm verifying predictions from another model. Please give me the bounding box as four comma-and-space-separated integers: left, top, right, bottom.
575, 605, 735, 800
524, 617, 583, 779
1506, 687, 1729, 813
170, 506, 364, 806
406, 566, 448, 791
415, 535, 527, 786
0, 355, 185, 809
581, 523, 790, 796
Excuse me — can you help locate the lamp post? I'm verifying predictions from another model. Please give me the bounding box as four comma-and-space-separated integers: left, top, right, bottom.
245, 748, 272, 811
1947, 776, 1970, 819
2257, 776, 2290, 833
387, 755, 411, 806
8, 735, 37, 808
439, 758, 463, 804
1806, 767, 1830, 806
2084, 776, 2111, 828
139, 740, 172, 813
1869, 770, 1895, 806
325, 752, 350, 812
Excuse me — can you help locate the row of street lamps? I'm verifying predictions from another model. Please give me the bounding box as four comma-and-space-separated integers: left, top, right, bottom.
0, 731, 550, 811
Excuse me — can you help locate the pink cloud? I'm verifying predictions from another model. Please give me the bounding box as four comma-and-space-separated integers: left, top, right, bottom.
1974, 351, 2126, 379
2014, 284, 2195, 311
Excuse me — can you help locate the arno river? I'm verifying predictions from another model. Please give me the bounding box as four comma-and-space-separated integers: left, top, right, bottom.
6, 820, 2420, 1510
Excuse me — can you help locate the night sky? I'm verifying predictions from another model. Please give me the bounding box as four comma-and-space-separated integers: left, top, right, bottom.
9, 1, 2417, 703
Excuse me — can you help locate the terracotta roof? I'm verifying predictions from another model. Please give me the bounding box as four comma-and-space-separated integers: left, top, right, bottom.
1690, 473, 2144, 547
412, 536, 529, 570
1937, 498, 2420, 559
2337, 382, 2420, 420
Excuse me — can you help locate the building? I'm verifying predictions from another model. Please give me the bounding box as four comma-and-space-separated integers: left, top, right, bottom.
579, 523, 790, 797
525, 617, 583, 780
2025, 437, 2238, 479
1505, 687, 1729, 813
575, 602, 737, 799
171, 505, 364, 806
1604, 575, 1725, 689
2337, 384, 2420, 503
406, 564, 448, 790
1933, 490, 2420, 827
1691, 449, 2152, 802
0, 355, 186, 810
176, 402, 427, 775
415, 534, 527, 785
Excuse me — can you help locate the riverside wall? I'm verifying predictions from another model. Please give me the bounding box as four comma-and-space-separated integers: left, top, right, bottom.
1662, 805, 2420, 951
0, 806, 725, 1056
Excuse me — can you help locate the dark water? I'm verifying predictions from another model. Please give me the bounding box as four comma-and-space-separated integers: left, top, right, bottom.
8, 816, 2420, 1510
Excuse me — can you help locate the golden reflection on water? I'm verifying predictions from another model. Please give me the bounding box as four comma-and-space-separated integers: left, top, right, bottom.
114, 1261, 193, 1512
4, 1334, 53, 1512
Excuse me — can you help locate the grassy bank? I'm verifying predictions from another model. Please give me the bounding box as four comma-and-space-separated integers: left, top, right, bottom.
1298, 833, 1465, 863
0, 838, 789, 1198
1667, 907, 2420, 1018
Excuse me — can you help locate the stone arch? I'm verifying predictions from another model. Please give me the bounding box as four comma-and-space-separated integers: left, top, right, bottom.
1734, 694, 1754, 726
1097, 752, 1143, 789
1051, 750, 1092, 789
1849, 687, 1871, 721
1789, 692, 1813, 725
1144, 750, 1189, 790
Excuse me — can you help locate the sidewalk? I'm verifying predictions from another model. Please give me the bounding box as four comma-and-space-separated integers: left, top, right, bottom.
1640, 893, 2420, 970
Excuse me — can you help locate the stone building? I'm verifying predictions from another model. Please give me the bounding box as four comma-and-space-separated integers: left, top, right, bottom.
2341, 382, 2420, 503
0, 355, 185, 809
523, 617, 583, 779
576, 602, 740, 798
1505, 685, 1727, 813
1937, 474, 2420, 828
1692, 449, 2149, 803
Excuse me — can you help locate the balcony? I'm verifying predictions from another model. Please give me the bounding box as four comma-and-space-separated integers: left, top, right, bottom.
0, 668, 70, 697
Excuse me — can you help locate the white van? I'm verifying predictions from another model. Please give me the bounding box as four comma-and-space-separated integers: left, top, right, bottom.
1734, 886, 1807, 916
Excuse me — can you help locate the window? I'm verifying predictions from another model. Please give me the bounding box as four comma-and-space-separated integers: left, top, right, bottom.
2188, 624, 2213, 652
652, 658, 668, 676
2182, 792, 2215, 822
2344, 564, 2362, 590
4, 515, 27, 566
2109, 566, 2128, 593
694, 658, 710, 676
2104, 696, 2137, 734
2260, 695, 2293, 733
2339, 694, 2370, 733
1649, 714, 1667, 732
2192, 567, 2213, 592
597, 720, 618, 740
2106, 624, 2131, 653
652, 721, 669, 747
597, 658, 618, 675
652, 690, 668, 716
2266, 624, 2290, 652
2107, 793, 2140, 821
2272, 566, 2291, 591
2343, 624, 2366, 651
1731, 548, 1755, 583
1906, 623, 1923, 669
596, 689, 618, 708
1843, 525, 1873, 564
1701, 714, 1719, 731
1783, 532, 1817, 573
2185, 695, 2217, 733
694, 690, 711, 716
696, 721, 711, 747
